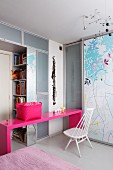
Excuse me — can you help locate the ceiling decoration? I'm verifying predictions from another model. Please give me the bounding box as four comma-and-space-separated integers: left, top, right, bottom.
83, 0, 113, 37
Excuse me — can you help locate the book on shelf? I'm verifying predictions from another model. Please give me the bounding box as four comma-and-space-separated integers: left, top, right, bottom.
14, 53, 26, 65
21, 82, 25, 95
22, 58, 27, 64
19, 55, 22, 64
22, 53, 27, 64
16, 82, 26, 95
19, 69, 26, 79
14, 53, 20, 65
16, 83, 21, 95
15, 97, 26, 104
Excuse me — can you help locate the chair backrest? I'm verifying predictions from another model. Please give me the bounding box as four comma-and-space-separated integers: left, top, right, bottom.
73, 108, 94, 137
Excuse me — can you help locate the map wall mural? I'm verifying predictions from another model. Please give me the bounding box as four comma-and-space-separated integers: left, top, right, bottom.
27, 50, 36, 102
84, 35, 113, 144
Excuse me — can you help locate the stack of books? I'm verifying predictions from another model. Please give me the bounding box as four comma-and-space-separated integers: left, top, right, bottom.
14, 53, 26, 65
19, 69, 26, 79
16, 82, 26, 95
15, 97, 26, 103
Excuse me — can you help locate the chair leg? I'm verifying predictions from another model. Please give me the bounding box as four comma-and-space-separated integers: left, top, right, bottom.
65, 138, 72, 150
86, 136, 93, 148
75, 139, 81, 157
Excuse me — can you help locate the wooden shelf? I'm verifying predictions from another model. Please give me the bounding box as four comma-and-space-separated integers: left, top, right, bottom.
13, 63, 26, 67
12, 79, 26, 82
13, 94, 26, 97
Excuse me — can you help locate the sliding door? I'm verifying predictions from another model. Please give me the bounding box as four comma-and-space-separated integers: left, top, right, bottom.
84, 35, 113, 144
66, 43, 82, 109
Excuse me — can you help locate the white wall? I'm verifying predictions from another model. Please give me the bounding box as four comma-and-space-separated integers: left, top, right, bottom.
48, 40, 63, 136
0, 50, 12, 120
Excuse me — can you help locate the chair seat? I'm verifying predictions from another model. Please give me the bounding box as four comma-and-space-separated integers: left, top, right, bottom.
63, 128, 87, 139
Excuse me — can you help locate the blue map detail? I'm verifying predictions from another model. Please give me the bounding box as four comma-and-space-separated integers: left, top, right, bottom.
84, 35, 113, 81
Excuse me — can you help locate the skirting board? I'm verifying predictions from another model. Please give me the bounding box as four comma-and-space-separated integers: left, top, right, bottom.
49, 131, 63, 138
36, 131, 63, 143
90, 138, 113, 147
36, 135, 49, 142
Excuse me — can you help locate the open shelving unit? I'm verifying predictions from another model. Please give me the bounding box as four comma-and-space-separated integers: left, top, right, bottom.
12, 48, 27, 144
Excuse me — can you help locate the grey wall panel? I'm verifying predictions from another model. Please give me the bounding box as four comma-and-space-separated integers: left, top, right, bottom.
24, 32, 48, 51
37, 94, 48, 138
36, 51, 49, 139
37, 122, 48, 139
37, 94, 48, 113
66, 43, 82, 109
37, 52, 48, 92
0, 23, 21, 44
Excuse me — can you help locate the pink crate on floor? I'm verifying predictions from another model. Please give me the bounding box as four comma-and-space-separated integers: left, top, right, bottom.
16, 102, 42, 121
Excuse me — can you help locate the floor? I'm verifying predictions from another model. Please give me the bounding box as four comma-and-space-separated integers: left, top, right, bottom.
12, 133, 113, 170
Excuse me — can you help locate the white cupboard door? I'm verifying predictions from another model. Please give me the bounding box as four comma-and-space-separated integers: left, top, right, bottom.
0, 51, 12, 120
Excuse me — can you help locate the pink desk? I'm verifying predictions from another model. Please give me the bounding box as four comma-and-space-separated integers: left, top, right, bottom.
0, 108, 82, 156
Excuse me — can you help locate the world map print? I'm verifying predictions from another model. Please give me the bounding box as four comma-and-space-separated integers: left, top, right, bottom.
84, 35, 113, 144
27, 51, 36, 102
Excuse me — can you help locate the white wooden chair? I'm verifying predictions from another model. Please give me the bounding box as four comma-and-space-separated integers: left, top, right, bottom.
63, 108, 94, 157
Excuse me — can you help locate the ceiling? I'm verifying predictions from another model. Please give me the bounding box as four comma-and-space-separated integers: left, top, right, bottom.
0, 0, 113, 44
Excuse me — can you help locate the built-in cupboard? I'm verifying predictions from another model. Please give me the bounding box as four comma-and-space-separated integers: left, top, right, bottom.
0, 22, 49, 145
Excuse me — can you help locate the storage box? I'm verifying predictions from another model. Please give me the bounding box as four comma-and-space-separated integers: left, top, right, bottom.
16, 102, 42, 121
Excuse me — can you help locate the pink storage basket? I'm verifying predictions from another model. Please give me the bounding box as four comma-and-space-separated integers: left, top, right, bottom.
16, 102, 42, 121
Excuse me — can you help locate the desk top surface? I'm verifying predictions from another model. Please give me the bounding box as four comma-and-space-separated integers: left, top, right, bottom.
0, 108, 82, 129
